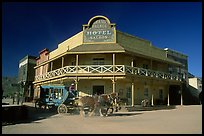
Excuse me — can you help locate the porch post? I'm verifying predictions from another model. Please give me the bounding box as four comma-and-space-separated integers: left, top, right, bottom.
167, 91, 170, 106
180, 84, 183, 106
131, 81, 135, 106
112, 78, 116, 93
76, 54, 79, 73
131, 58, 134, 74
50, 62, 53, 71
151, 94, 154, 106
113, 53, 115, 73
74, 79, 78, 91
62, 57, 64, 68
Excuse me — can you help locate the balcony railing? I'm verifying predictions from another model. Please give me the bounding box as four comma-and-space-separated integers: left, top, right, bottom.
34, 65, 184, 82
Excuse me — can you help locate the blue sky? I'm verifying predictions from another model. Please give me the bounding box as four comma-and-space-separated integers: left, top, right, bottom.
2, 2, 202, 78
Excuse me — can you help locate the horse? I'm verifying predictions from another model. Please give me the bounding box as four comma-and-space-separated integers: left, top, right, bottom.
98, 92, 121, 116
77, 92, 121, 117
77, 95, 97, 117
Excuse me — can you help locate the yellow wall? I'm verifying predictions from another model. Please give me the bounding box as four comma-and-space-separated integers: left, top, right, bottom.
115, 79, 169, 105
68, 78, 169, 105
77, 79, 112, 96
49, 31, 83, 59
78, 54, 112, 65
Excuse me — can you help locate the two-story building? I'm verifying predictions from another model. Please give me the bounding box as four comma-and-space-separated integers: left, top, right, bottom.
33, 15, 187, 106
18, 55, 36, 102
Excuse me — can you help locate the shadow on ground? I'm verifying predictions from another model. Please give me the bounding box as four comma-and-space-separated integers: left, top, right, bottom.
2, 105, 58, 126
2, 104, 177, 126
125, 105, 177, 112
108, 112, 143, 117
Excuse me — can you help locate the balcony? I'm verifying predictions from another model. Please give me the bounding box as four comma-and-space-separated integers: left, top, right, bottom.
34, 65, 184, 82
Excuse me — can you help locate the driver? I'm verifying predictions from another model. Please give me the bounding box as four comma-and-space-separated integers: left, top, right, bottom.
68, 83, 78, 99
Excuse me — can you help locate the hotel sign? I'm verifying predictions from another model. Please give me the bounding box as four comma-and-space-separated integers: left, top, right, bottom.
83, 16, 116, 43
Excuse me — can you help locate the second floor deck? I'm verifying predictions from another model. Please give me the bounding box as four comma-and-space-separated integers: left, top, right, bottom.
34, 65, 185, 83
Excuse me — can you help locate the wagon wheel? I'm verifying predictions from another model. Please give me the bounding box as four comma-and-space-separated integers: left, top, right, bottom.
107, 107, 114, 114
35, 99, 43, 109
99, 107, 108, 117
57, 104, 68, 114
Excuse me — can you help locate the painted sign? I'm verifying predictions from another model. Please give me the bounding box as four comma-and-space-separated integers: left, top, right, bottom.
83, 17, 115, 43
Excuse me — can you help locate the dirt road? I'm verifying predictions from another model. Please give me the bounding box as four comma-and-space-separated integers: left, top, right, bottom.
2, 105, 202, 134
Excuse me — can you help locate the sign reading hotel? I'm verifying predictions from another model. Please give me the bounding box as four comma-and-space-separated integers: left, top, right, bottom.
83, 16, 116, 43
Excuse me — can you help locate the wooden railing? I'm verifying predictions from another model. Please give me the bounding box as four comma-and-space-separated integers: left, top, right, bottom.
35, 65, 184, 82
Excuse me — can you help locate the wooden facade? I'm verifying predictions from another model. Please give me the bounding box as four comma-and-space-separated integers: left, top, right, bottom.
33, 15, 187, 106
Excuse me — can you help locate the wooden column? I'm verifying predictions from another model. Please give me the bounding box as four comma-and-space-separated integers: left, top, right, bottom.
167, 91, 170, 106
113, 53, 115, 73
131, 81, 135, 106
74, 79, 78, 91
112, 54, 116, 93
151, 94, 154, 106
76, 55, 79, 73
50, 62, 53, 71
131, 58, 134, 67
180, 84, 183, 106
131, 58, 134, 74
112, 78, 116, 93
62, 57, 64, 68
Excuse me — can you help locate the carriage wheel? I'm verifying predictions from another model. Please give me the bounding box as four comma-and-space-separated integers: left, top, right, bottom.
107, 107, 114, 114
99, 107, 108, 116
57, 104, 68, 114
35, 99, 42, 109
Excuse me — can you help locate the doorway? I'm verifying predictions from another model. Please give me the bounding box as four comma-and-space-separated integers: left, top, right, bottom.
93, 85, 104, 95
169, 85, 181, 105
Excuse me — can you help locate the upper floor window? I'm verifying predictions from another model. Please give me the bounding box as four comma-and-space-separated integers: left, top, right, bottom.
23, 67, 26, 75
143, 64, 148, 69
93, 58, 104, 65
159, 89, 163, 99
144, 88, 148, 98
126, 87, 131, 98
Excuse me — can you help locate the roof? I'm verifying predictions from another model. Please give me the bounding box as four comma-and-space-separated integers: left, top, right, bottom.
69, 43, 125, 53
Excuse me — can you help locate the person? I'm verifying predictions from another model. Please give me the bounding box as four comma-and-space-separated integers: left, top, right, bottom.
68, 83, 78, 98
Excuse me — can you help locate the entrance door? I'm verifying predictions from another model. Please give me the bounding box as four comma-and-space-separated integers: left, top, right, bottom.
169, 85, 181, 105
93, 86, 104, 95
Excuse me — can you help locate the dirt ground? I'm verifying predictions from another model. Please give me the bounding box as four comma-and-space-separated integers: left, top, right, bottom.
2, 100, 202, 134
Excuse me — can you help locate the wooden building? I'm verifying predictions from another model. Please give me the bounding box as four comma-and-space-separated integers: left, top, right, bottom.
33, 15, 188, 106
18, 55, 36, 102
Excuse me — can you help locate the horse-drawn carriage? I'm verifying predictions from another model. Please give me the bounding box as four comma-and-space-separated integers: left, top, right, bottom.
34, 84, 79, 113
35, 85, 68, 109
58, 92, 121, 116
35, 84, 121, 116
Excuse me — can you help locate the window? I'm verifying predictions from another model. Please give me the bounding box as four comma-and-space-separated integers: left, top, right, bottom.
126, 87, 131, 98
144, 88, 148, 97
143, 64, 148, 69
71, 60, 76, 65
93, 58, 104, 65
159, 89, 163, 99
23, 67, 26, 75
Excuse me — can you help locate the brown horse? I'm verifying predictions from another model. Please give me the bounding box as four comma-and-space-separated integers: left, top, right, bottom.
77, 92, 121, 117
77, 95, 98, 117
98, 92, 121, 116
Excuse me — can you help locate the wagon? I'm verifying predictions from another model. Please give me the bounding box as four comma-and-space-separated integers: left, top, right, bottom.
34, 84, 88, 115
34, 85, 77, 111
